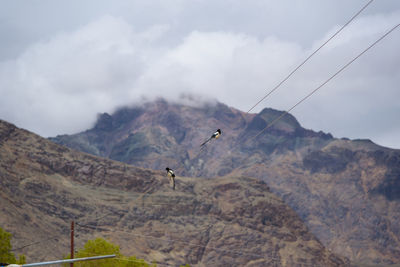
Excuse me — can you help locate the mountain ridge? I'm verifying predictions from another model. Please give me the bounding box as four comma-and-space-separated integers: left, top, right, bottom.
49, 99, 400, 265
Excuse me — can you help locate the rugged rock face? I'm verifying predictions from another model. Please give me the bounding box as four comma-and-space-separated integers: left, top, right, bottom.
239, 143, 400, 265
0, 119, 347, 266
49, 99, 400, 265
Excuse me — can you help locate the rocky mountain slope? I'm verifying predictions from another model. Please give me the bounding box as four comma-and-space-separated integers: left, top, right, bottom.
50, 99, 400, 265
0, 119, 347, 266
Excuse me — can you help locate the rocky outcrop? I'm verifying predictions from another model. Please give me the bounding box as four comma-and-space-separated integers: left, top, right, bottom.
0, 119, 347, 266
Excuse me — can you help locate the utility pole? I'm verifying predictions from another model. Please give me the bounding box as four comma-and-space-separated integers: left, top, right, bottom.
70, 221, 74, 267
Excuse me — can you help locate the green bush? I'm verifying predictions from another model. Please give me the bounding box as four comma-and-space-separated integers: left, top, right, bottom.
0, 226, 26, 265
65, 237, 155, 267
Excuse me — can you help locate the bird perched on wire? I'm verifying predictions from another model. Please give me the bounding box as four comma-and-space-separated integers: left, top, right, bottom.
166, 167, 176, 190
200, 129, 221, 147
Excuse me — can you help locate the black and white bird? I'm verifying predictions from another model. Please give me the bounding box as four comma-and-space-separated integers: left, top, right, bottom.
166, 167, 176, 190
200, 129, 221, 147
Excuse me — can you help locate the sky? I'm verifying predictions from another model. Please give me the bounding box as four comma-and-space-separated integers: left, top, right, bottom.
0, 0, 399, 149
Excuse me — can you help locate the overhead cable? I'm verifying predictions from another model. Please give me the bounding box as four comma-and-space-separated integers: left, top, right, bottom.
246, 0, 375, 113
247, 22, 400, 144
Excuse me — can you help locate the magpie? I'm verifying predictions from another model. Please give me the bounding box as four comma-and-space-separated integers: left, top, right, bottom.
166, 167, 176, 190
200, 129, 221, 147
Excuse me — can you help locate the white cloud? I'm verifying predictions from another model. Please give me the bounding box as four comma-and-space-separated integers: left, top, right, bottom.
0, 16, 170, 136
136, 31, 303, 110
0, 8, 399, 149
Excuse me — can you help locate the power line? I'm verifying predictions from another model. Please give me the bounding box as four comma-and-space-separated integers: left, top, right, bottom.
11, 234, 67, 252
244, 22, 399, 145
246, 0, 375, 114
76, 209, 124, 229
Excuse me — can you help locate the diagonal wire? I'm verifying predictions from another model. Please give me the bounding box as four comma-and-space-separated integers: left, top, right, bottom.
246, 0, 375, 114
243, 22, 400, 146
174, 0, 375, 179
11, 233, 68, 252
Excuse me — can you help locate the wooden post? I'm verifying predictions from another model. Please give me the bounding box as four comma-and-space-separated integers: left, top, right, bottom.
70, 221, 74, 267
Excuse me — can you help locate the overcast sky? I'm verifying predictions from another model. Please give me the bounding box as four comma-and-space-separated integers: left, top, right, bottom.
0, 0, 399, 149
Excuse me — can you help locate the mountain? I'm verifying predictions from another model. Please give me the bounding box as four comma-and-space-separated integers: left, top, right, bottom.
0, 119, 348, 266
50, 99, 400, 265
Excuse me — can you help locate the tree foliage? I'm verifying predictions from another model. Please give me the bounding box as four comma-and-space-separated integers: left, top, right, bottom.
65, 237, 156, 267
16, 254, 26, 264
0, 226, 26, 265
0, 226, 16, 264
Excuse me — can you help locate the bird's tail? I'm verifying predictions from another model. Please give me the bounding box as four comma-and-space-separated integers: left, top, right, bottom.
200, 137, 212, 147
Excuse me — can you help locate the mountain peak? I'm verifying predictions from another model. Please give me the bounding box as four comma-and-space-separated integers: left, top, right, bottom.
246, 107, 301, 132
94, 112, 113, 131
